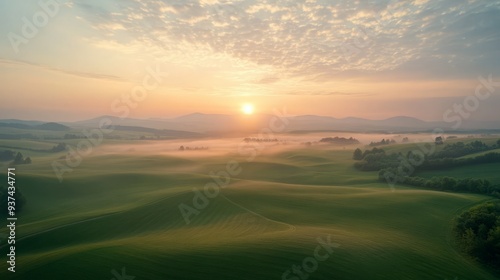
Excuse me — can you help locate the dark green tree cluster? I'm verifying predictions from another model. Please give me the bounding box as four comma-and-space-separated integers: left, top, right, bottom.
12, 152, 31, 165
378, 170, 500, 197
354, 141, 500, 174
0, 185, 27, 217
455, 202, 500, 268
356, 141, 500, 198
353, 148, 400, 171
368, 139, 396, 146
64, 133, 80, 139
319, 137, 360, 145
353, 148, 363, 160
421, 152, 500, 170
50, 143, 67, 152
430, 141, 492, 159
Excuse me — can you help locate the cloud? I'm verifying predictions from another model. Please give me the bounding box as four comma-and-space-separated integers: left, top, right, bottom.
284, 90, 372, 96
0, 58, 124, 81
70, 0, 500, 84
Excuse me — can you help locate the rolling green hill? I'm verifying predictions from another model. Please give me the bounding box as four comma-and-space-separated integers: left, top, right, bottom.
0, 139, 498, 279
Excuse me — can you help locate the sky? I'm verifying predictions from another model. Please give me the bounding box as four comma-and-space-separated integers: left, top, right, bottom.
0, 0, 499, 122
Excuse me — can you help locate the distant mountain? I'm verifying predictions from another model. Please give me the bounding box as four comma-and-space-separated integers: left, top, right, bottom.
2, 114, 499, 135
296, 115, 497, 132
36, 122, 70, 131
0, 119, 44, 126
0, 123, 33, 130
172, 113, 245, 133
71, 115, 185, 130
288, 115, 450, 132
373, 116, 428, 127
75, 113, 269, 133
167, 114, 468, 133
173, 112, 232, 122
111, 125, 201, 138
0, 122, 70, 131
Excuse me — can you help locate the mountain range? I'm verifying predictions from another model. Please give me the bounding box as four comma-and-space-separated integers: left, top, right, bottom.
0, 114, 499, 134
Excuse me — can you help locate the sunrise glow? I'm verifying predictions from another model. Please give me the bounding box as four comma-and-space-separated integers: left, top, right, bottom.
241, 103, 254, 115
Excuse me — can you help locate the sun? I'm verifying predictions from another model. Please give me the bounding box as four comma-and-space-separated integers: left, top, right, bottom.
241, 103, 254, 115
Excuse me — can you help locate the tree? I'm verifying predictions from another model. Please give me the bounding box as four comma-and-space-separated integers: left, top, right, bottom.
11, 152, 32, 165
497, 139, 500, 147
407, 150, 424, 165
12, 152, 24, 164
455, 202, 500, 267
319, 137, 359, 145
50, 143, 67, 152
179, 145, 185, 151
441, 176, 458, 191
461, 228, 478, 254
353, 148, 363, 160
435, 136, 444, 145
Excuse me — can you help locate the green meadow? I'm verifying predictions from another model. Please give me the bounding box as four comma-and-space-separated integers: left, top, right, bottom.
0, 138, 499, 280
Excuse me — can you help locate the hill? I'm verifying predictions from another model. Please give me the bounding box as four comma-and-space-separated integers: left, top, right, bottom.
3, 114, 500, 134
0, 139, 498, 279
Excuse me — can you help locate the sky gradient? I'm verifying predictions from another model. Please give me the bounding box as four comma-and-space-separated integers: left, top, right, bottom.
1, 0, 499, 121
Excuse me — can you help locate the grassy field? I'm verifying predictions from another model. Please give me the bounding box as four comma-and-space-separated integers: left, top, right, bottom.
0, 139, 498, 279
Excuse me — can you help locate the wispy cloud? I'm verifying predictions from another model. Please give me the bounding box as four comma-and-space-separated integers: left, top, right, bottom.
1, 0, 499, 121
285, 90, 372, 96
71, 0, 500, 83
0, 58, 124, 81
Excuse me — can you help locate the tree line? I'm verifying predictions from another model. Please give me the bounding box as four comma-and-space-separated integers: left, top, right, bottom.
428, 140, 497, 159
353, 140, 500, 197
368, 138, 396, 146
0, 150, 32, 165
377, 170, 500, 197
420, 152, 500, 170
353, 140, 500, 172
352, 147, 400, 171
353, 139, 500, 272
319, 137, 360, 145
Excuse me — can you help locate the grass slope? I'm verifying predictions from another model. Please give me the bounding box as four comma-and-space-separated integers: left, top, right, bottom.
0, 140, 497, 279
